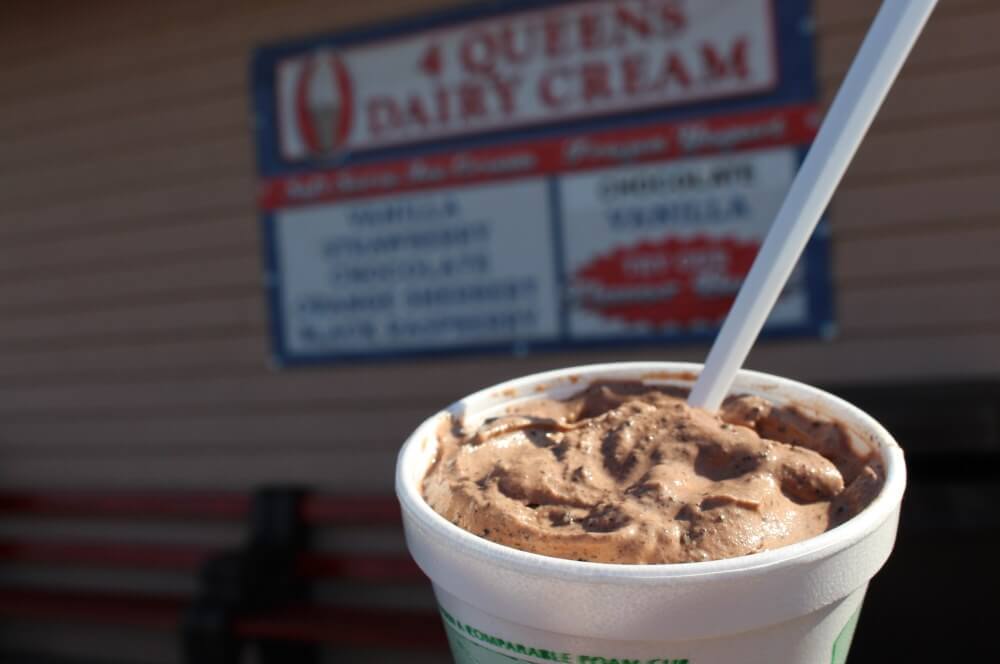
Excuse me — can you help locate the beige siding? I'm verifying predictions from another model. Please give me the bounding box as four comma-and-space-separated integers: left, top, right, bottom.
0, 0, 998, 492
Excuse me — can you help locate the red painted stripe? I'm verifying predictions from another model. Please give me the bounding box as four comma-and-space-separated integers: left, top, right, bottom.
0, 589, 184, 629
0, 538, 212, 570
0, 590, 446, 649
0, 490, 403, 526
0, 537, 423, 582
258, 103, 819, 210
297, 552, 424, 581
300, 494, 402, 525
0, 589, 447, 650
0, 490, 250, 521
234, 605, 447, 649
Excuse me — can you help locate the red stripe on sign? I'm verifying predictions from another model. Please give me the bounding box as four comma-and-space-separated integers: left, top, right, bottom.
259, 103, 817, 210
334, 56, 353, 148
295, 56, 321, 154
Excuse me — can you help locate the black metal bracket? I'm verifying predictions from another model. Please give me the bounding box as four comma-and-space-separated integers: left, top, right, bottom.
181, 486, 319, 664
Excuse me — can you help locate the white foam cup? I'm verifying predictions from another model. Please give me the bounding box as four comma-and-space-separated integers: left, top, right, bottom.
396, 362, 906, 664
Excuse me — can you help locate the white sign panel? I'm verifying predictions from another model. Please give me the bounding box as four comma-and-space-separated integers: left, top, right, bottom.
274, 179, 560, 356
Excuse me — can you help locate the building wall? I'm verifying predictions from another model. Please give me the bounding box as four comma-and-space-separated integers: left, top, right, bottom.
0, 0, 998, 660
2, 0, 998, 492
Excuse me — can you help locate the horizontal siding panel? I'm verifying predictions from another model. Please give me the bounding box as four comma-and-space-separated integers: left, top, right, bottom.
0, 351, 634, 416
0, 409, 430, 448
0, 136, 252, 210
826, 61, 1000, 127
819, 7, 1000, 78
0, 257, 258, 313
3, 326, 1000, 415
0, 330, 262, 361
813, 0, 988, 30
0, 365, 260, 387
0, 245, 256, 286
0, 448, 402, 492
745, 330, 1000, 386
834, 226, 1000, 283
0, 95, 247, 172
844, 118, 1000, 184
2, 322, 993, 389
838, 278, 1000, 334
0, 296, 265, 346
833, 171, 1000, 234
0, 176, 251, 235
0, 0, 468, 133
3, 330, 1000, 452
0, 16, 237, 99
0, 345, 653, 404
0, 336, 268, 379
0, 0, 467, 99
0, 219, 255, 279
0, 53, 247, 135
0, 373, 456, 419
0, 336, 705, 385
0, 0, 231, 65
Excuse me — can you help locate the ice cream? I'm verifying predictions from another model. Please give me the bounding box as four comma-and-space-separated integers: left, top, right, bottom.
422, 381, 884, 564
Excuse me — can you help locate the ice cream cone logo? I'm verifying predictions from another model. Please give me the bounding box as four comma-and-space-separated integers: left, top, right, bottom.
294, 49, 352, 156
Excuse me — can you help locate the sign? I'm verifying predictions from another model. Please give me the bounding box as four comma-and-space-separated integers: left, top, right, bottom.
561, 146, 802, 336
272, 0, 777, 158
253, 0, 833, 366
274, 179, 560, 355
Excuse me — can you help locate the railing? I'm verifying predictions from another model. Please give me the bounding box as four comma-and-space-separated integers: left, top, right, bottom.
0, 488, 446, 663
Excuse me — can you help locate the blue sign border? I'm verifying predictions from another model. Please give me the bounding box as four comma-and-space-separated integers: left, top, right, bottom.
252, 0, 833, 368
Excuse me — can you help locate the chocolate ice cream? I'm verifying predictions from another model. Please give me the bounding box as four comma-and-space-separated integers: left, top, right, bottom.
422, 381, 883, 564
